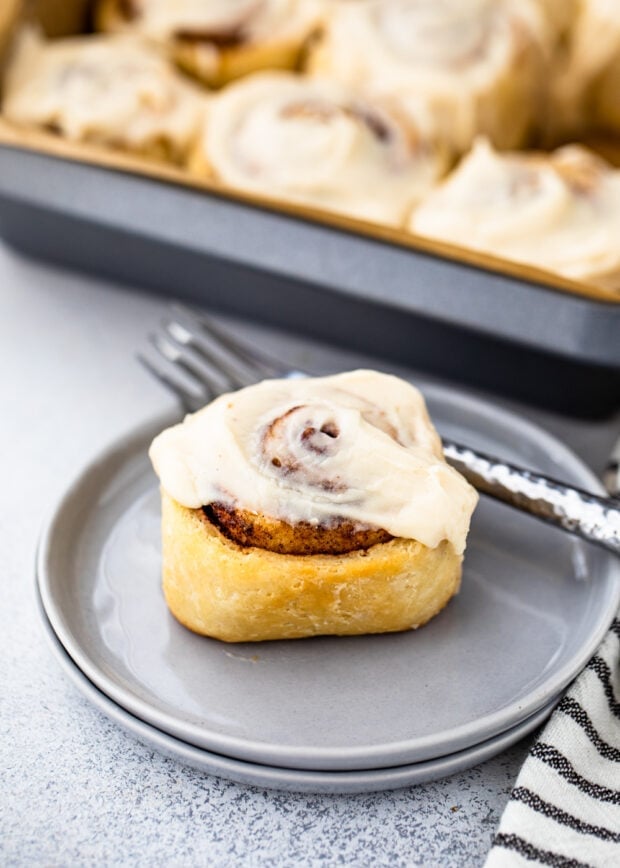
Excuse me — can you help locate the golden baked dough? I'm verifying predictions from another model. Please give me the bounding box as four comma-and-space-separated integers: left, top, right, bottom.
189, 71, 447, 226
536, 0, 578, 40
162, 491, 463, 643
95, 0, 323, 88
2, 30, 205, 164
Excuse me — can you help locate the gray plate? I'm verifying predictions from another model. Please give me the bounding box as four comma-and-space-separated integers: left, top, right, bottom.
38, 595, 557, 794
37, 385, 620, 771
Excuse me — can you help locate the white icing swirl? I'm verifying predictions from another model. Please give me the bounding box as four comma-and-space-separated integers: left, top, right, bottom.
375, 0, 495, 67
410, 138, 620, 289
199, 71, 446, 225
3, 30, 204, 160
308, 0, 550, 154
149, 370, 478, 555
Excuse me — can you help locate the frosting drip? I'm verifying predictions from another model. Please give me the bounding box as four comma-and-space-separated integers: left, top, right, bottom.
149, 370, 478, 554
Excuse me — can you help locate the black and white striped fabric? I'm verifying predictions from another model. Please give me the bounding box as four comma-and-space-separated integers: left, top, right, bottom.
486, 617, 620, 868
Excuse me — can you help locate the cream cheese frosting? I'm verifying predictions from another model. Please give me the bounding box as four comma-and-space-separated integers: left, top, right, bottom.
3, 30, 204, 161
194, 71, 446, 225
149, 370, 478, 555
410, 138, 620, 290
307, 0, 550, 154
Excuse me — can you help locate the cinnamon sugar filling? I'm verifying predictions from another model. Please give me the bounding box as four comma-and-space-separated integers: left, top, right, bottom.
203, 502, 393, 555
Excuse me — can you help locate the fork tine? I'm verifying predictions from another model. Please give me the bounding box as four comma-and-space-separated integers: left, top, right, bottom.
170, 303, 287, 378
137, 350, 210, 413
152, 325, 241, 394
162, 318, 257, 392
142, 305, 307, 410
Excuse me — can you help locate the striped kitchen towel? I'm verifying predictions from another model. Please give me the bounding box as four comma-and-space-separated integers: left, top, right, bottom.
485, 617, 620, 868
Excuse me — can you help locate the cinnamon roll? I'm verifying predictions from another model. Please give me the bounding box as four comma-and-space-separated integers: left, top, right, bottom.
149, 370, 478, 643
189, 71, 447, 226
2, 31, 204, 164
95, 0, 323, 88
307, 0, 550, 155
410, 138, 620, 292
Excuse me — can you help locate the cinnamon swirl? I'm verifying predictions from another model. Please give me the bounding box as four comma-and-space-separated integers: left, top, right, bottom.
2, 30, 204, 164
95, 0, 323, 88
149, 370, 478, 643
410, 138, 620, 292
307, 0, 550, 155
189, 71, 447, 226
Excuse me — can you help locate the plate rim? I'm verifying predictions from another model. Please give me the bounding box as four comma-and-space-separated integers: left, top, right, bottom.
36, 587, 558, 795
37, 384, 620, 770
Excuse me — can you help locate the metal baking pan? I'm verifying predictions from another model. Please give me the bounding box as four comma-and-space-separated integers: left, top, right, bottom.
0, 0, 618, 417
0, 140, 618, 418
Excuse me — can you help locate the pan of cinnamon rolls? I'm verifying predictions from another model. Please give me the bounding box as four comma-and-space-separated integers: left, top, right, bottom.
2, 0, 620, 294
0, 0, 619, 416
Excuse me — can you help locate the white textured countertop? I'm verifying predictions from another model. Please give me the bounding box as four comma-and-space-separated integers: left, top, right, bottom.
2, 240, 618, 867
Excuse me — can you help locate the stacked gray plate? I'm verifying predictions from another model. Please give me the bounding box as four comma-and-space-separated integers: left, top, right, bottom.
37, 385, 620, 794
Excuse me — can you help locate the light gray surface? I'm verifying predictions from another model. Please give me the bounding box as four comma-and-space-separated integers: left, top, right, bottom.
2, 240, 619, 865
37, 392, 620, 773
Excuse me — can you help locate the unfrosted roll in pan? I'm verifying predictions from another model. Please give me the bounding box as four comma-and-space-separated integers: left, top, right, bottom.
96, 0, 323, 88
2, 31, 204, 164
188, 71, 447, 225
307, 0, 550, 156
149, 370, 478, 643
410, 139, 620, 292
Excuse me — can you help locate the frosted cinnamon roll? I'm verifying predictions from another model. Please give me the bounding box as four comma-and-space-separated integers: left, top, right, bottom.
410, 139, 620, 292
95, 0, 323, 88
2, 31, 204, 164
307, 0, 550, 155
149, 370, 478, 643
189, 71, 447, 226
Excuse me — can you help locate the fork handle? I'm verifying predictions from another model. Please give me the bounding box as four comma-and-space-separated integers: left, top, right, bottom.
443, 440, 620, 557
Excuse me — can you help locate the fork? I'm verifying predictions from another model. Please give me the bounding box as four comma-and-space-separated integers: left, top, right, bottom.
139, 305, 620, 557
